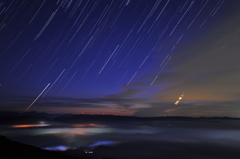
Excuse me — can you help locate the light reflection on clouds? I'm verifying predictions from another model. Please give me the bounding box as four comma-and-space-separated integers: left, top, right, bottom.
42, 145, 73, 151
85, 141, 118, 148
11, 123, 50, 128
72, 123, 105, 128
30, 127, 160, 136
34, 127, 113, 136
112, 129, 161, 134
8, 122, 161, 136
4, 120, 240, 152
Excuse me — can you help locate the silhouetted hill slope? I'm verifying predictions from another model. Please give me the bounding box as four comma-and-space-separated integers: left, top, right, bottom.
90, 141, 240, 159
58, 148, 92, 159
1, 111, 240, 123
0, 135, 78, 159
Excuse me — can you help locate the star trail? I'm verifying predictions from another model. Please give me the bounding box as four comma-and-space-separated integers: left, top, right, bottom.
1, 0, 240, 117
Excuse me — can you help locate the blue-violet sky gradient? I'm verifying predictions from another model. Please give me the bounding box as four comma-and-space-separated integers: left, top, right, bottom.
1, 0, 240, 117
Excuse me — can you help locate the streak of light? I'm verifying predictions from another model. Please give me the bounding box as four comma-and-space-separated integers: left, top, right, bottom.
58, 71, 77, 96
99, 45, 119, 74
42, 69, 66, 97
127, 71, 137, 86
234, 36, 239, 42
1, 1, 24, 32
175, 93, 185, 105
34, 8, 58, 40
73, 0, 89, 26
139, 0, 161, 33
64, 0, 73, 12
139, 56, 148, 68
110, 3, 125, 28
176, 34, 184, 44
221, 42, 227, 50
137, 3, 154, 33
69, 36, 94, 71
131, 5, 149, 29
122, 38, 145, 68
98, 1, 113, 26
36, 58, 58, 86
10, 64, 32, 89
0, 8, 5, 15
113, 29, 133, 59
99, 59, 117, 83
4, 0, 14, 13
126, 0, 130, 6
88, 5, 109, 35
187, 0, 208, 29
155, 0, 170, 21
29, 0, 45, 24
69, 13, 90, 43
212, 0, 225, 17
69, 1, 83, 17
160, 54, 170, 66
8, 48, 31, 75
148, 0, 161, 18
200, 4, 218, 28
78, 59, 96, 83
0, 23, 5, 30
92, 19, 109, 41
159, 55, 172, 73
170, 45, 176, 52
119, 38, 140, 68
158, 25, 169, 40
147, 20, 157, 34
122, 69, 129, 79
151, 75, 159, 86
7, 42, 29, 67
159, 6, 181, 38
169, 1, 194, 36
179, 0, 189, 12
25, 83, 51, 112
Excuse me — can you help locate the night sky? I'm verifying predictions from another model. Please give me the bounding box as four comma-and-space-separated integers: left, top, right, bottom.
1, 0, 240, 117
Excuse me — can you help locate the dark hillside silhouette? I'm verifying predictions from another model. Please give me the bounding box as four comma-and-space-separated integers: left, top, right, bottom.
0, 135, 78, 159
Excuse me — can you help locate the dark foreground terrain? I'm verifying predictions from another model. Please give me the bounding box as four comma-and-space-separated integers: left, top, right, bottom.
2, 134, 240, 159
2, 111, 240, 159
0, 135, 79, 159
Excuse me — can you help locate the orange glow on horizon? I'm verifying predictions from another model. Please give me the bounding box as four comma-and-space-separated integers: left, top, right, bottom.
72, 123, 105, 128
57, 108, 135, 116
40, 107, 136, 116
11, 123, 49, 128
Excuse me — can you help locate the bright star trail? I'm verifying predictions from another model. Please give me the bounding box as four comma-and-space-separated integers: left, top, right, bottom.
25, 83, 50, 112
175, 93, 184, 105
1, 0, 240, 117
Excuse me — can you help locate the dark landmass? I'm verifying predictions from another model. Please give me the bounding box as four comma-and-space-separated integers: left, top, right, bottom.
1, 134, 240, 159
1, 110, 240, 122
2, 111, 240, 159
89, 140, 240, 159
0, 135, 80, 159
1, 111, 240, 129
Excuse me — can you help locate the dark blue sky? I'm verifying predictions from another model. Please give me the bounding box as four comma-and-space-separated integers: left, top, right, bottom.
1, 0, 240, 116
